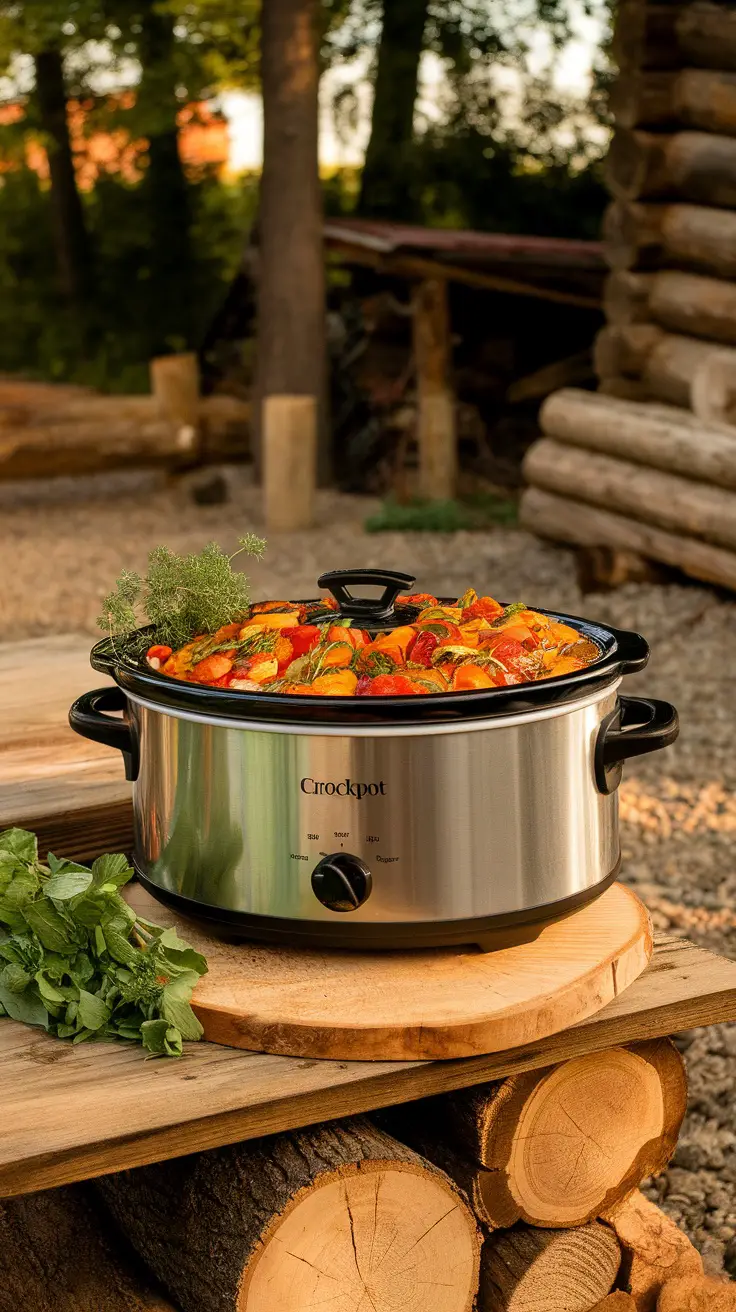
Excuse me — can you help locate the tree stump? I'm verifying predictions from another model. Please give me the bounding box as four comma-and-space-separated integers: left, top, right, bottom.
97, 1117, 481, 1312
0, 1182, 175, 1312
480, 1222, 622, 1312
604, 1191, 704, 1312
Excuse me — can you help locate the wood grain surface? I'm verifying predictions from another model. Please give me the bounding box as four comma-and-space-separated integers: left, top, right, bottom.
0, 933, 733, 1199
125, 884, 653, 1061
0, 636, 133, 861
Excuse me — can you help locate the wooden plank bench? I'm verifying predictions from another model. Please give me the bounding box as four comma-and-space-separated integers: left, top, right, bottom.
1, 636, 735, 1204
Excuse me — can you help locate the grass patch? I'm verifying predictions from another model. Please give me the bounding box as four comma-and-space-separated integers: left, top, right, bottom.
365, 493, 518, 534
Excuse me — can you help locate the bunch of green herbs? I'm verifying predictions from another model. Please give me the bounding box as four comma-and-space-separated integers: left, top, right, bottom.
97, 535, 266, 654
0, 828, 208, 1057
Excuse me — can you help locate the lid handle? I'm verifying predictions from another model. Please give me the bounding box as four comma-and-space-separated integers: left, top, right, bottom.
317, 568, 416, 622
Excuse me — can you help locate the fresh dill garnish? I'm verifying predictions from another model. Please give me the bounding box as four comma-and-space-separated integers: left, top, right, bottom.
97, 535, 266, 652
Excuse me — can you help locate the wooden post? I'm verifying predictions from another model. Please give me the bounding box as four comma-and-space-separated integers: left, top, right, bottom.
149, 352, 200, 458
263, 394, 317, 531
413, 278, 457, 501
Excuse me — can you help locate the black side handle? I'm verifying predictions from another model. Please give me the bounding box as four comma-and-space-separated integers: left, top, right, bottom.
317, 568, 416, 624
607, 625, 650, 675
595, 695, 679, 794
69, 687, 139, 783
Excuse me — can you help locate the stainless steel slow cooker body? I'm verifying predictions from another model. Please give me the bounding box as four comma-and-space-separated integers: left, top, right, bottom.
70, 568, 679, 948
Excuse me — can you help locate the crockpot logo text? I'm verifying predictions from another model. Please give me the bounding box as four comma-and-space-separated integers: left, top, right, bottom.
300, 778, 386, 800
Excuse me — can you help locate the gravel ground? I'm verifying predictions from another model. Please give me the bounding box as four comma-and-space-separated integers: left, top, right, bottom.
2, 470, 736, 1268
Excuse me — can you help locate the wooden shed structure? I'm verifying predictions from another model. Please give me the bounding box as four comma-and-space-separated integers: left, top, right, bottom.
521, 0, 736, 592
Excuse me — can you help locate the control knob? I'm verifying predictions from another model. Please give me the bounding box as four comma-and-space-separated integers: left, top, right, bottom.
311, 853, 372, 913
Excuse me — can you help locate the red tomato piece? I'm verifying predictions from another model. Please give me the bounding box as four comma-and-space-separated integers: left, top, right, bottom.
407, 630, 439, 667
289, 625, 321, 658
461, 597, 504, 623
365, 674, 422, 696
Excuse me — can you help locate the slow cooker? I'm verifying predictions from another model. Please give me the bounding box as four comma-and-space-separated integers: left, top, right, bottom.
70, 568, 678, 948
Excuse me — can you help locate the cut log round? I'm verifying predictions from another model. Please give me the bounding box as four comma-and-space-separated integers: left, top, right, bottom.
519, 486, 736, 592
540, 388, 736, 489
0, 1182, 175, 1311
604, 1191, 703, 1312
480, 1221, 621, 1312
410, 1041, 686, 1231
97, 1117, 481, 1312
594, 324, 726, 407
125, 881, 652, 1062
657, 1274, 736, 1311
691, 349, 736, 425
611, 69, 736, 135
606, 130, 736, 207
524, 439, 736, 552
604, 202, 736, 279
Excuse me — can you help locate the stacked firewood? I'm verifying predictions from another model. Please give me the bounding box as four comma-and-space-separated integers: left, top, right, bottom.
599, 0, 736, 412
520, 386, 736, 591
3, 1039, 734, 1311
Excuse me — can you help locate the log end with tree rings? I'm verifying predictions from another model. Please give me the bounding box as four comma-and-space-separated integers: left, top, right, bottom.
239, 1158, 479, 1311
435, 1041, 686, 1231
97, 1118, 482, 1312
480, 1221, 622, 1312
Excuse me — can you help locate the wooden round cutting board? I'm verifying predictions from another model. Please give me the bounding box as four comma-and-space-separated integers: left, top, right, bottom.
127, 881, 652, 1061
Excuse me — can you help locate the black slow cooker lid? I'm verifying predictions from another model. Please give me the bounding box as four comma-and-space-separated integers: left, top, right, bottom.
91, 567, 649, 726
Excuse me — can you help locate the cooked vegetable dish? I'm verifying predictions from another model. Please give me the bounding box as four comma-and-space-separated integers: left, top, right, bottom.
145, 589, 600, 697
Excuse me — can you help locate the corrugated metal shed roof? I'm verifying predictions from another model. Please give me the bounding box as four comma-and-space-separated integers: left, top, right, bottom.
324, 218, 605, 271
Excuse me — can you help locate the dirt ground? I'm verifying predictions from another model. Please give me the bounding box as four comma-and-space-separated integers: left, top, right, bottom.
2, 471, 735, 1270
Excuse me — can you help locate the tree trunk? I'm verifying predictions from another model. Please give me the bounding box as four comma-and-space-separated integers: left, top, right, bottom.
480, 1222, 621, 1312
388, 1042, 686, 1232
606, 129, 736, 207
34, 48, 93, 320
603, 201, 736, 278
519, 486, 736, 592
137, 4, 194, 357
611, 69, 736, 135
0, 1182, 175, 1311
357, 0, 429, 220
97, 1116, 481, 1312
604, 1192, 703, 1312
540, 388, 736, 488
524, 439, 736, 552
257, 0, 327, 483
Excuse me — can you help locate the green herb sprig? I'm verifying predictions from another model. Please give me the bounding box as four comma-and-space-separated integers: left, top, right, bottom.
98, 535, 266, 652
0, 829, 208, 1057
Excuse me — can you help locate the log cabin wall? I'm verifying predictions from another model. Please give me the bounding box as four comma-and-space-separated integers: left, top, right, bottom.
519, 0, 736, 592
600, 0, 736, 409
